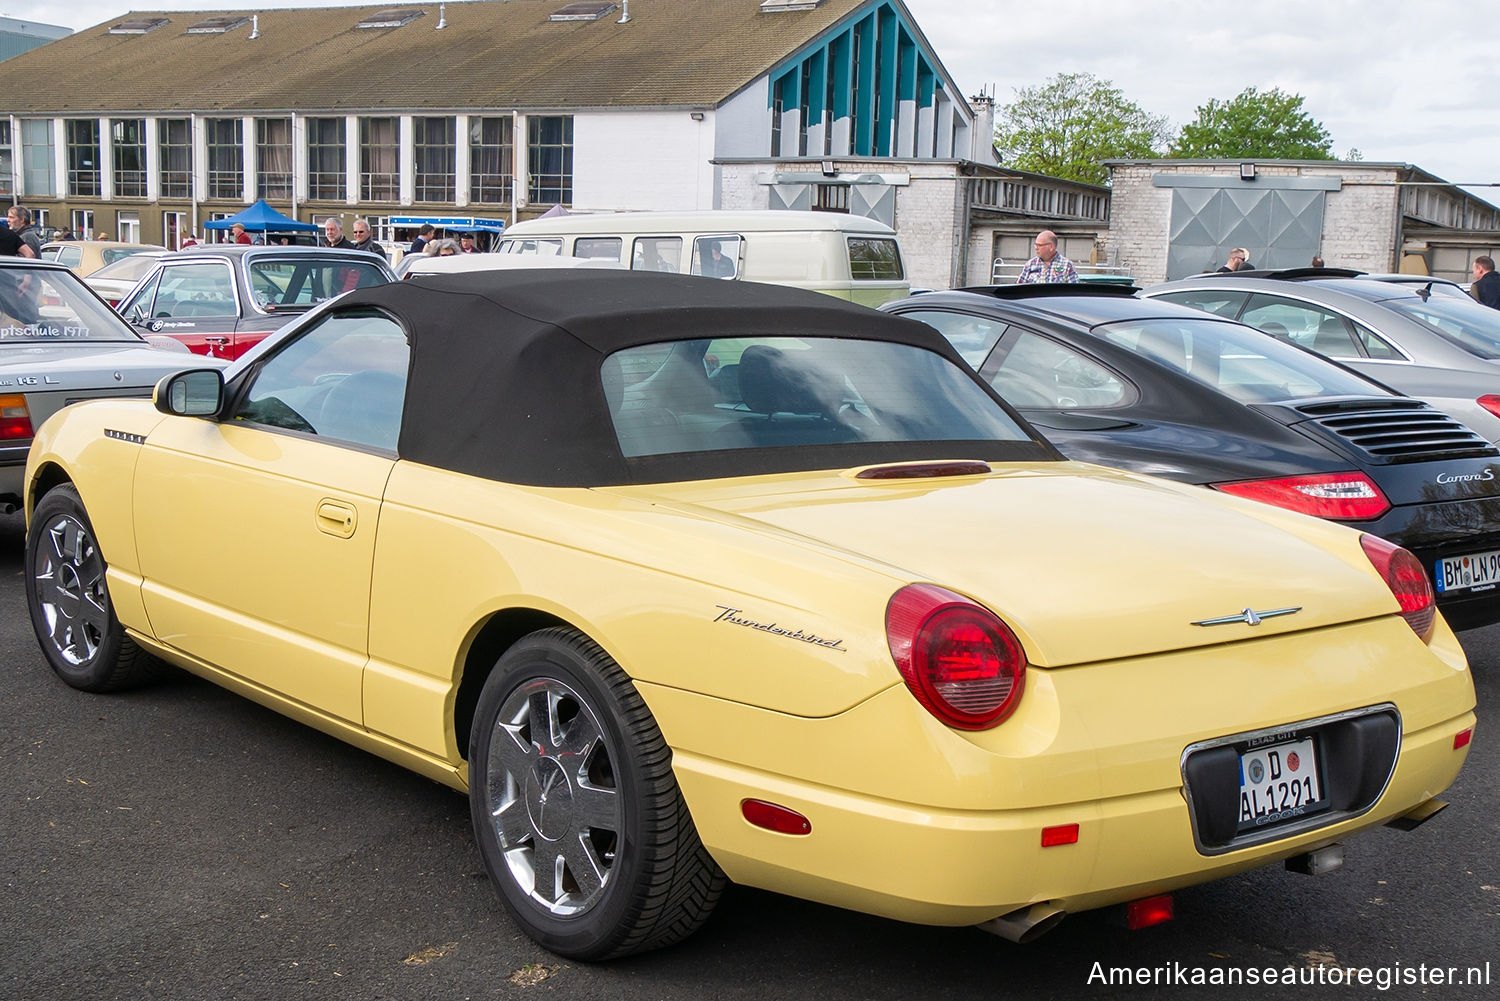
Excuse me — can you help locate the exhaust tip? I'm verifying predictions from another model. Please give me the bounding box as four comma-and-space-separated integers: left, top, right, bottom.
977, 901, 1066, 943
1286, 843, 1345, 876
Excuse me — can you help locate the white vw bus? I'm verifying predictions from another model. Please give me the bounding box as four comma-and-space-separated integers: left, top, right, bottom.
495, 210, 909, 307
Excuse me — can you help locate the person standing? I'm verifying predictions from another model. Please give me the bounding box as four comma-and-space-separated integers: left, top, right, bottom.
1217, 248, 1253, 272
349, 218, 387, 259
409, 224, 434, 254
6, 205, 42, 257
459, 232, 479, 254
1015, 230, 1078, 284
1473, 256, 1500, 309
322, 218, 354, 250
230, 222, 252, 244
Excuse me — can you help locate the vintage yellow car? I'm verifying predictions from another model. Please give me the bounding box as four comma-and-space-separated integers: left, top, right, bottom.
23, 270, 1476, 960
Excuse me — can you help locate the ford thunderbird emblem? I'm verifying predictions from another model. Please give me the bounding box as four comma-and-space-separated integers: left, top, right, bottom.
1191, 606, 1302, 627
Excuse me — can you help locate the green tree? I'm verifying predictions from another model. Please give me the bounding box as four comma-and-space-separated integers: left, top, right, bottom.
993, 72, 1171, 186
1171, 87, 1335, 159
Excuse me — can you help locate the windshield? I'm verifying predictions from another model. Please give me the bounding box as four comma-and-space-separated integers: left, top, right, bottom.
603, 335, 1031, 458
1385, 296, 1500, 360
91, 253, 165, 282
246, 256, 389, 312
1096, 317, 1388, 404
0, 265, 140, 343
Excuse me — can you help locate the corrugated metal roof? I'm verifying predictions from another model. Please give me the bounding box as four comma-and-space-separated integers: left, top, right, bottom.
0, 0, 871, 113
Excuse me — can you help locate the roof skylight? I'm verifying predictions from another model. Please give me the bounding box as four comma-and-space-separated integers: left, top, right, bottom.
356, 8, 426, 29
548, 2, 619, 21
108, 17, 170, 34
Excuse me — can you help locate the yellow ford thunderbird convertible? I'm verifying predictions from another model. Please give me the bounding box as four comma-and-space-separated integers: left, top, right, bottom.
23, 270, 1476, 959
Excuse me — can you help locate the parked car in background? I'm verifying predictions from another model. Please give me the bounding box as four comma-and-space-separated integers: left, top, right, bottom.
40, 240, 166, 277
0, 256, 218, 512
1144, 270, 1500, 445
885, 284, 1500, 630
495, 210, 910, 306
83, 250, 171, 306
117, 245, 395, 359
23, 269, 1476, 959
398, 252, 622, 279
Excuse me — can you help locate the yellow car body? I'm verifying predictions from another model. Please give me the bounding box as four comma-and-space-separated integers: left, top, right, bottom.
22, 270, 1476, 959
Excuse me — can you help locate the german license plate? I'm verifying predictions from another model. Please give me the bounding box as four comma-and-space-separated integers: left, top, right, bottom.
1237, 737, 1325, 832
1436, 550, 1500, 593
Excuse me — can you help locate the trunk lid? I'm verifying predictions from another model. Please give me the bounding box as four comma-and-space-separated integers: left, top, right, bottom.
628, 461, 1398, 667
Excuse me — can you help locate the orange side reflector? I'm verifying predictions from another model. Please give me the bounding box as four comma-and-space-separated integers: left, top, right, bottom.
1040, 824, 1079, 847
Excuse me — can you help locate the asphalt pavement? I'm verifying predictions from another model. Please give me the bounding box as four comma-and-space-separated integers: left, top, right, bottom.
1, 507, 1496, 1001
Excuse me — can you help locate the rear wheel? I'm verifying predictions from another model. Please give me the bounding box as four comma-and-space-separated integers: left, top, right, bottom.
468, 628, 725, 960
25, 485, 160, 692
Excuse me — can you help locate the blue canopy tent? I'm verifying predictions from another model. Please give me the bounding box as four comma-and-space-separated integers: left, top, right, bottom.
204, 200, 319, 236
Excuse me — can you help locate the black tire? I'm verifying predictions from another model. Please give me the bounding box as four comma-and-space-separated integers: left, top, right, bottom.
468, 627, 725, 960
25, 484, 161, 692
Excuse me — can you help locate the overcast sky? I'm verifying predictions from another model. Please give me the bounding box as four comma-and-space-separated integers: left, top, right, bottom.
11, 0, 1498, 200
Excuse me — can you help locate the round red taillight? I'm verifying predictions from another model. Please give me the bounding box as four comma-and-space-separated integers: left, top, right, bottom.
1360, 534, 1436, 640
885, 584, 1026, 730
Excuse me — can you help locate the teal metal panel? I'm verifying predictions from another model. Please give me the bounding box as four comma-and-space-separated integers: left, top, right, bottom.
853, 13, 875, 155
875, 7, 897, 156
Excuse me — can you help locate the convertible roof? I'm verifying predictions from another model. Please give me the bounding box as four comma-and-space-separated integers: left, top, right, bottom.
338, 269, 996, 486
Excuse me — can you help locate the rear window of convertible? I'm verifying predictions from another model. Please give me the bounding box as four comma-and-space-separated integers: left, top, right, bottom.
602, 336, 1031, 458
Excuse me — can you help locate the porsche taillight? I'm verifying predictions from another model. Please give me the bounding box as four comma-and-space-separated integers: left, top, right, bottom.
885, 584, 1026, 730
1479, 395, 1500, 420
0, 394, 33, 440
1360, 534, 1436, 640
1213, 472, 1391, 521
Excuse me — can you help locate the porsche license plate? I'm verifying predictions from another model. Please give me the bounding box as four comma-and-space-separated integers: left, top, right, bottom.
1436, 549, 1500, 593
1237, 738, 1325, 832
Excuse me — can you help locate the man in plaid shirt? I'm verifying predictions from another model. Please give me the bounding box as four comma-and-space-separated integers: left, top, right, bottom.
1015, 230, 1078, 284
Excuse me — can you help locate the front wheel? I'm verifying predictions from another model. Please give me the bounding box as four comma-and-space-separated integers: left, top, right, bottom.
25, 484, 160, 692
468, 628, 725, 960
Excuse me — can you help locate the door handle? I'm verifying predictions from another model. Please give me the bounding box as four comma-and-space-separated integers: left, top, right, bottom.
316, 499, 358, 539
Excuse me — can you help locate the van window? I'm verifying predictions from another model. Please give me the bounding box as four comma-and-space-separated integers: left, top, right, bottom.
847, 238, 903, 280
691, 236, 740, 279
498, 238, 564, 256
574, 237, 622, 261
632, 236, 682, 273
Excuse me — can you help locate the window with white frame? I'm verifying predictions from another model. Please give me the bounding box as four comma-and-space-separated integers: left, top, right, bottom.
116, 210, 141, 243
163, 210, 187, 249
527, 115, 573, 206
256, 118, 293, 200
66, 119, 101, 197
306, 117, 346, 201
359, 117, 398, 202
71, 209, 95, 240
413, 117, 455, 203
111, 119, 147, 197
0, 121, 11, 196
206, 118, 244, 199
159, 118, 191, 199
469, 116, 513, 204
21, 120, 54, 197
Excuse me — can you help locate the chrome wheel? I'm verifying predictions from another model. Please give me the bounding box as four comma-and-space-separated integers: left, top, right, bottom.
31, 511, 109, 666
483, 676, 622, 917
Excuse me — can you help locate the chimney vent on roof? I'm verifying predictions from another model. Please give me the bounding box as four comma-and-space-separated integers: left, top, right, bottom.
437, 3, 447, 28
249, 15, 260, 39
619, 0, 631, 23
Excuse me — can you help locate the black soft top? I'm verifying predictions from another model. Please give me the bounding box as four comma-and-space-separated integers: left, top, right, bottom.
333, 269, 1051, 486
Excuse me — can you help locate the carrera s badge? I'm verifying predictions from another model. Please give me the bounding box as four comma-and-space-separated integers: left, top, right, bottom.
1191, 606, 1302, 627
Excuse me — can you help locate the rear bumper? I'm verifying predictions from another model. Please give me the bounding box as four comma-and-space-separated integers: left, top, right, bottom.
640, 616, 1476, 926
1357, 501, 1500, 630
